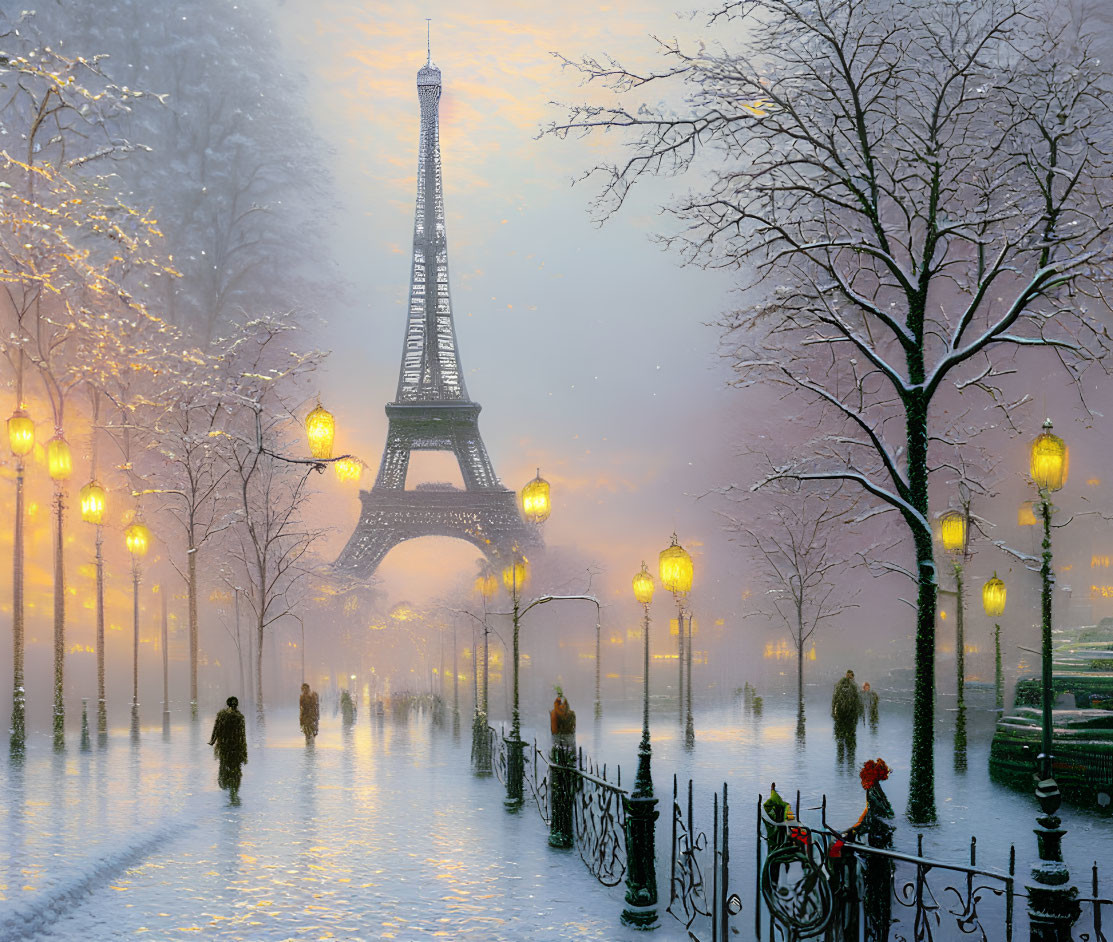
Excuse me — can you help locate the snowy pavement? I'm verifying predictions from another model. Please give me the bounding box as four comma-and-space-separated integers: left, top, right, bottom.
1, 714, 646, 942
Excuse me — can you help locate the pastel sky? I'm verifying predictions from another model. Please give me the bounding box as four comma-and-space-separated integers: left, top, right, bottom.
274, 1, 764, 620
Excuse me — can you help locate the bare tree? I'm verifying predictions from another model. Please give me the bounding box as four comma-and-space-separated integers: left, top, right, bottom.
731, 491, 857, 741
217, 316, 325, 722
550, 0, 1112, 823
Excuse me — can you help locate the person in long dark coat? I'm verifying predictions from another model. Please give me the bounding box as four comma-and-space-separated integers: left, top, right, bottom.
299, 683, 320, 742
831, 669, 863, 768
209, 696, 248, 803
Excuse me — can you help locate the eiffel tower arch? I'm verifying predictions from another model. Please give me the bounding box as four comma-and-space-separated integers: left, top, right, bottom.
335, 49, 539, 579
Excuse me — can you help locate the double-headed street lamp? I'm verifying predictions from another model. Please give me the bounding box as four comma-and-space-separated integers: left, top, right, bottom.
660, 533, 694, 747
622, 562, 659, 928
8, 406, 34, 758
1026, 419, 1079, 940
982, 573, 1006, 712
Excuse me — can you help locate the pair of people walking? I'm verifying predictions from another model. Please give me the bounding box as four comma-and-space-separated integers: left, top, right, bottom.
209, 683, 322, 803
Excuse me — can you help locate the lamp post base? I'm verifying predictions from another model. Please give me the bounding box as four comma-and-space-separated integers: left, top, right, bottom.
622, 792, 659, 930
504, 734, 525, 811
1027, 778, 1079, 942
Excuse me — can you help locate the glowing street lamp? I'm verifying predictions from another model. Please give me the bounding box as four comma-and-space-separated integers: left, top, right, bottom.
47, 431, 72, 751
939, 510, 966, 554
937, 504, 971, 771
659, 533, 695, 746
334, 455, 363, 483
305, 402, 335, 461
983, 573, 1006, 712
47, 433, 72, 481
1026, 419, 1078, 937
126, 516, 152, 728
79, 481, 107, 525
7, 407, 33, 757
622, 561, 659, 928
521, 469, 551, 524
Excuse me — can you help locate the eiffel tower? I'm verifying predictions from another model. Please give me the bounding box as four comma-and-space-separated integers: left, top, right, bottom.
335, 46, 538, 579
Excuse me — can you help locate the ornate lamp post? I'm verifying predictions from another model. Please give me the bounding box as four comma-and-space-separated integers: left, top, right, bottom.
502, 551, 529, 811
622, 562, 659, 928
8, 406, 34, 758
521, 469, 551, 525
48, 432, 72, 750
938, 507, 968, 770
473, 568, 498, 775
126, 515, 151, 737
305, 402, 335, 460
1026, 419, 1079, 940
80, 479, 108, 742
982, 574, 1006, 712
659, 533, 694, 747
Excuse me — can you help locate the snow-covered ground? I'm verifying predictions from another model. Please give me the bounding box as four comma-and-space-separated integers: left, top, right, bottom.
1, 713, 645, 942
2, 695, 1110, 941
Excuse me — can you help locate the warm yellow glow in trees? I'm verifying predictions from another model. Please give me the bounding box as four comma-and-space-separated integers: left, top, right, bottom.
8, 408, 34, 457
1030, 420, 1067, 492
939, 511, 966, 554
334, 456, 362, 483
305, 403, 335, 460
125, 521, 151, 558
659, 533, 693, 595
1018, 501, 1037, 526
47, 434, 72, 480
632, 561, 655, 605
521, 469, 551, 523
79, 481, 107, 525
982, 573, 1006, 617
475, 569, 498, 601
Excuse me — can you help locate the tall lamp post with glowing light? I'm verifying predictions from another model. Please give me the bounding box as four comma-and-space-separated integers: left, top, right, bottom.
983, 573, 1006, 712
79, 478, 108, 742
1026, 419, 1079, 940
473, 567, 498, 775
8, 406, 34, 758
622, 562, 659, 928
502, 552, 529, 810
660, 533, 694, 747
126, 515, 151, 737
938, 506, 969, 770
48, 432, 72, 750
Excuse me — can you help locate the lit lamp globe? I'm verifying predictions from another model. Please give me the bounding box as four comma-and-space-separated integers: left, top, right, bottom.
334, 456, 362, 483
47, 434, 72, 481
305, 403, 335, 461
502, 556, 528, 594
659, 533, 694, 596
1030, 419, 1067, 492
8, 408, 34, 457
983, 573, 1006, 618
632, 562, 655, 606
475, 570, 498, 602
939, 510, 966, 555
79, 481, 107, 525
521, 469, 551, 524
125, 520, 151, 558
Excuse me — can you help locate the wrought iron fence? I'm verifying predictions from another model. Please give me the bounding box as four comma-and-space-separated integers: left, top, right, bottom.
487, 725, 507, 787
1075, 863, 1112, 942
665, 776, 734, 942
570, 750, 628, 887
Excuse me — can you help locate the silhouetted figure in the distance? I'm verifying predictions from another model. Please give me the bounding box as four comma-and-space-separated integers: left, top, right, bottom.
299, 683, 320, 743
209, 696, 248, 804
340, 689, 356, 726
861, 681, 880, 732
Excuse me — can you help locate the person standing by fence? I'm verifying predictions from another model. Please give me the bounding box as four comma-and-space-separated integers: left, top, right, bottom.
549, 689, 577, 848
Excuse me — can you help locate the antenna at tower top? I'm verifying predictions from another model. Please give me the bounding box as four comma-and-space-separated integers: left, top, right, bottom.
426, 18, 431, 66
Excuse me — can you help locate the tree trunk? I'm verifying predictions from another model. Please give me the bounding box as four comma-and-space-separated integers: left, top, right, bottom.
255, 612, 265, 725
188, 543, 198, 719
906, 387, 937, 824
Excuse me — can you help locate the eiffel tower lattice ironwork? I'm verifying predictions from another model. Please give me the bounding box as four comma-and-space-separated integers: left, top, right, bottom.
335, 50, 538, 579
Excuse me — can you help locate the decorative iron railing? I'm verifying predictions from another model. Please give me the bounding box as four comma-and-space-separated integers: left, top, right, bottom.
570, 750, 628, 887
487, 725, 507, 787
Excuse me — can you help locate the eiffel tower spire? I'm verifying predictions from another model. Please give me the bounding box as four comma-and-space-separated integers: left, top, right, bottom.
399, 31, 466, 403
334, 49, 539, 580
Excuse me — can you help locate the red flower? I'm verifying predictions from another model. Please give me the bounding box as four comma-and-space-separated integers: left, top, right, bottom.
859, 758, 890, 791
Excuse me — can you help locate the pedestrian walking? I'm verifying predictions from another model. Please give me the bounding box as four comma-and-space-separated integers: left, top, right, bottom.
831, 669, 863, 769
861, 681, 880, 732
209, 696, 248, 804
299, 682, 320, 743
